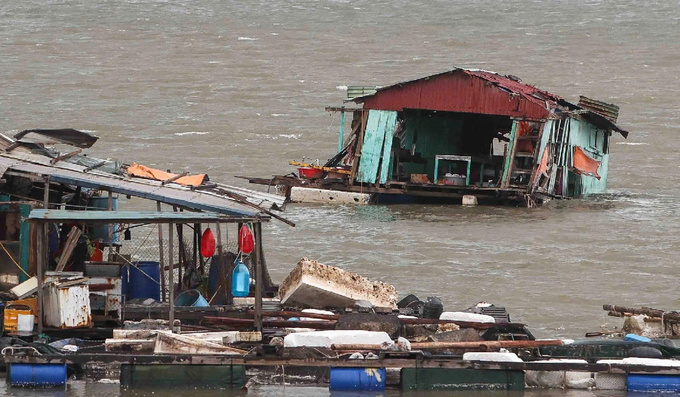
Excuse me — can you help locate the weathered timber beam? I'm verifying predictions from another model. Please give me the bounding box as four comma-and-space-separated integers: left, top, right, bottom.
409, 340, 563, 350
50, 149, 82, 165
603, 305, 680, 322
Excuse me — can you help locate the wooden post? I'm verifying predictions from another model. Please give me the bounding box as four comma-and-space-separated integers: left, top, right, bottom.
168, 222, 174, 328
338, 108, 346, 153
253, 222, 263, 332
107, 190, 114, 260
36, 222, 45, 333
157, 202, 166, 302
38, 176, 49, 332
215, 223, 227, 304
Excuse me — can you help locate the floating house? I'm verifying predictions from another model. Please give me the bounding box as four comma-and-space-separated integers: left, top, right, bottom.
250, 68, 629, 206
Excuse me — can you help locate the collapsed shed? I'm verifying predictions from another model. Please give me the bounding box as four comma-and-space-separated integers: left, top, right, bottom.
249, 68, 629, 206
0, 128, 289, 334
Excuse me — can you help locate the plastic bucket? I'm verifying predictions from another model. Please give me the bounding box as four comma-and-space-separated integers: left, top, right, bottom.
121, 261, 161, 301
329, 367, 386, 391
175, 290, 209, 307
9, 363, 67, 387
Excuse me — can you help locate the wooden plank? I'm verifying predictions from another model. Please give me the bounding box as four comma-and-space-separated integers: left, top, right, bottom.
349, 111, 368, 183
55, 226, 82, 272
409, 340, 563, 350
50, 149, 82, 165
357, 110, 397, 184
154, 332, 247, 355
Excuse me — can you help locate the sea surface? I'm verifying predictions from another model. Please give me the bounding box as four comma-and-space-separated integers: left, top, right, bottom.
1, 0, 679, 395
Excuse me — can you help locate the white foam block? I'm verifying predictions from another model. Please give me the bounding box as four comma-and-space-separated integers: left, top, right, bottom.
283, 330, 392, 348
440, 312, 496, 323
463, 352, 523, 363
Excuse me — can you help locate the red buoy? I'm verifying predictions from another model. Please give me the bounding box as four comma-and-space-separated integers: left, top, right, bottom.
239, 224, 254, 254
201, 228, 216, 257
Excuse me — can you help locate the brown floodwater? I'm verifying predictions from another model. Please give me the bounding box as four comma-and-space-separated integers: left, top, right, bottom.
0, 0, 678, 395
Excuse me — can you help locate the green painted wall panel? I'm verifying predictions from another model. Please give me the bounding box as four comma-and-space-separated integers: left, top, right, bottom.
401, 114, 463, 180
120, 364, 246, 388
401, 368, 525, 391
357, 110, 397, 184
19, 205, 30, 282
568, 118, 609, 195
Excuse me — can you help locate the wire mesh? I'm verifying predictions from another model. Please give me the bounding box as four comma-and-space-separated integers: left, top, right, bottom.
102, 222, 251, 302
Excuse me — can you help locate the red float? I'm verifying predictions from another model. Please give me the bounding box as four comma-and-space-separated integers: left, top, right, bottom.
239, 224, 254, 254
200, 228, 216, 257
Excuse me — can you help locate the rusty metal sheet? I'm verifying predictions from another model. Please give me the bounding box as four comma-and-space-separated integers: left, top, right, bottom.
355, 68, 558, 120
14, 129, 99, 148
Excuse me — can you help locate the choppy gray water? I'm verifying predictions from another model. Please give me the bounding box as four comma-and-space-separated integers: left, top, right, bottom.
1, 0, 679, 395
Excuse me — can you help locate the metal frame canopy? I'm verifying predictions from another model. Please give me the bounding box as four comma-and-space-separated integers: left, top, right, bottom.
28, 209, 269, 224
28, 209, 267, 334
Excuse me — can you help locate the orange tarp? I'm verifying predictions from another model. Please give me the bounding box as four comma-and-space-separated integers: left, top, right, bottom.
127, 163, 207, 187
573, 146, 601, 180
516, 121, 536, 153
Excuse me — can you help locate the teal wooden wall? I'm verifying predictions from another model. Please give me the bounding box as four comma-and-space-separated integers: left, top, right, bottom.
357, 110, 398, 184
401, 114, 464, 179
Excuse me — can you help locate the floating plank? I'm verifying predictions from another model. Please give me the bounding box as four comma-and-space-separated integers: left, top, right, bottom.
153, 332, 247, 355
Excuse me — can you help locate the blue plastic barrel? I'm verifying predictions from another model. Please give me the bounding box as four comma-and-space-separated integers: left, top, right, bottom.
121, 261, 161, 301
231, 260, 250, 297
329, 367, 386, 391
628, 374, 680, 392
175, 289, 209, 307
9, 363, 67, 387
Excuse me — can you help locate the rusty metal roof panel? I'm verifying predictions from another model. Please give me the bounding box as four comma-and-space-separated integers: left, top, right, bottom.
353, 68, 567, 119
578, 96, 620, 124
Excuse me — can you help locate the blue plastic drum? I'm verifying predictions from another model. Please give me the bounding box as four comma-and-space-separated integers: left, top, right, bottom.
9, 363, 67, 387
121, 261, 161, 301
628, 374, 680, 392
329, 367, 386, 391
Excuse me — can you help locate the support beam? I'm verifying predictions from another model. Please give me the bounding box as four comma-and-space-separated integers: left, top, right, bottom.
157, 202, 166, 302
168, 222, 174, 328
253, 222, 263, 332
338, 109, 346, 153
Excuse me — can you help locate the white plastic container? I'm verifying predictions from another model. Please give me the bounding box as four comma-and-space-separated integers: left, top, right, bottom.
17, 314, 34, 333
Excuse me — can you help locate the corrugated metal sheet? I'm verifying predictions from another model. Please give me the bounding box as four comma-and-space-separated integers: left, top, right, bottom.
28, 209, 257, 223
353, 68, 562, 120
0, 153, 261, 217
578, 96, 619, 123
347, 86, 377, 99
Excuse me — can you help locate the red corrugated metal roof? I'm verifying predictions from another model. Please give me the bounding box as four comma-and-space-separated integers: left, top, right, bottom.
353, 68, 571, 120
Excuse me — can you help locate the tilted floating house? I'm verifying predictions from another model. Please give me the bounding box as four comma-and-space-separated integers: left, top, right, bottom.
253, 68, 629, 206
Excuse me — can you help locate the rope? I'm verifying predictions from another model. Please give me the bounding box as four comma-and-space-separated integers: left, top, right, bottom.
0, 241, 31, 278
